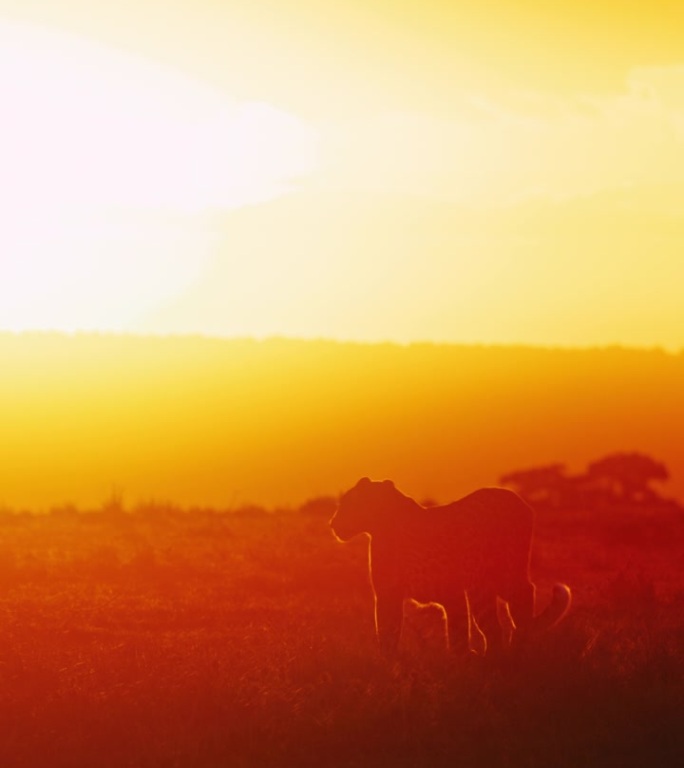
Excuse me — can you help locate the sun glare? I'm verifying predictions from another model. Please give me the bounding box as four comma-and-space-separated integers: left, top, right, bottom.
0, 21, 317, 333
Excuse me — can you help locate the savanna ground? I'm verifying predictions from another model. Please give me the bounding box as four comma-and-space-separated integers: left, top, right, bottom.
0, 496, 683, 768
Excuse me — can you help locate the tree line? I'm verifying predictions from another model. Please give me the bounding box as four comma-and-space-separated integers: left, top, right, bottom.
500, 452, 676, 509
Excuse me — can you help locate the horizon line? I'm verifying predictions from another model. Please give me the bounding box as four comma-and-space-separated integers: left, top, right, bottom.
0, 329, 681, 356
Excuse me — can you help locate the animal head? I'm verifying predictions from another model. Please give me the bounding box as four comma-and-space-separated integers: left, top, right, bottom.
330, 477, 407, 541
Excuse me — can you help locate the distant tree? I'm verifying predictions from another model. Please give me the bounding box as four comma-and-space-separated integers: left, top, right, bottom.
587, 452, 670, 504
299, 496, 337, 517
101, 487, 126, 516
233, 504, 269, 518
499, 463, 569, 507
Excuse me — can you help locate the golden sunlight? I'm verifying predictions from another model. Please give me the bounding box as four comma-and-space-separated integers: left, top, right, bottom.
0, 21, 317, 332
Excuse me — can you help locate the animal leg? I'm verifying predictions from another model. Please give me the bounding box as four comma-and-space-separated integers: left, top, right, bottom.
441, 592, 471, 655
374, 589, 404, 656
468, 589, 504, 656
506, 581, 536, 641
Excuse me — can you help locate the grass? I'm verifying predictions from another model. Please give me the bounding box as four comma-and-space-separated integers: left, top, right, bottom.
0, 501, 682, 767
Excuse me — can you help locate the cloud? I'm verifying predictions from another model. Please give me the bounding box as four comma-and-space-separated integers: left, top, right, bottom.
0, 21, 317, 214
320, 66, 684, 209
0, 21, 317, 332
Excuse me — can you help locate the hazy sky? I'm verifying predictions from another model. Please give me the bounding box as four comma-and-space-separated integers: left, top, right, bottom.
1, 1, 683, 348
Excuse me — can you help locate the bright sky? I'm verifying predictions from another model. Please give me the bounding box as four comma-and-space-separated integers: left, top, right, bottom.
1, 1, 683, 348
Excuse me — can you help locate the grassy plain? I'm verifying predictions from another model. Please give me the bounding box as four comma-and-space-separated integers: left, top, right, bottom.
0, 498, 682, 768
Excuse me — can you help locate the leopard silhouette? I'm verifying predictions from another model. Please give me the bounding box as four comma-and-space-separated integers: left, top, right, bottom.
331, 478, 571, 656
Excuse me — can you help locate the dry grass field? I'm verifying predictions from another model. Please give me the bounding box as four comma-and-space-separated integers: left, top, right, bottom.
0, 497, 682, 768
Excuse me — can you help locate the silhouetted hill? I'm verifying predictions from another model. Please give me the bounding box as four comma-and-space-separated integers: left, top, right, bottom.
1, 333, 682, 509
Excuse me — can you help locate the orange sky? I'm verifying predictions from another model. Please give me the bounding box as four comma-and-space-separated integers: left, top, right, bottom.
3, 335, 683, 510
1, 1, 683, 348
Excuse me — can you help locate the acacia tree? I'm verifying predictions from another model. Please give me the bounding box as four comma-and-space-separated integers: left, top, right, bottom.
586, 452, 669, 503
499, 463, 569, 507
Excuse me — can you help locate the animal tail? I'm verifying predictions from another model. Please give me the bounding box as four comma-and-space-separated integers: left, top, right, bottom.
532, 583, 572, 632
